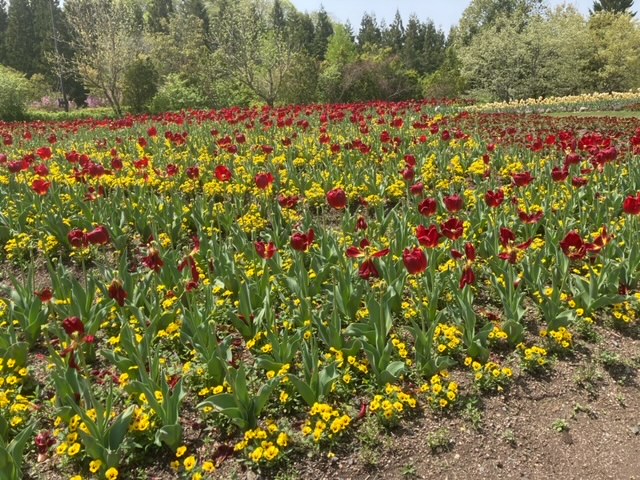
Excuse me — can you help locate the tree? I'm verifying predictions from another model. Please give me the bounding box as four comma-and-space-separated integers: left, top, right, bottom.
318, 23, 357, 101
591, 0, 635, 16
0, 0, 8, 64
312, 6, 333, 60
454, 0, 545, 46
357, 13, 382, 48
180, 0, 209, 35
123, 57, 159, 112
64, 0, 141, 115
383, 10, 404, 53
147, 0, 174, 32
4, 0, 36, 74
211, 0, 303, 106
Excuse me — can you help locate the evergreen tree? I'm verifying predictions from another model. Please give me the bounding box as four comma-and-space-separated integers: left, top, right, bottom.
271, 0, 286, 32
383, 10, 404, 53
289, 11, 315, 56
312, 6, 333, 60
402, 14, 425, 72
591, 0, 635, 15
4, 0, 35, 74
148, 0, 174, 32
0, 0, 8, 64
422, 20, 446, 74
357, 13, 382, 49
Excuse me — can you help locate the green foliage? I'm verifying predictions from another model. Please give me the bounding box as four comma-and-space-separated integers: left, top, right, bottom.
123, 58, 159, 113
150, 74, 208, 112
591, 0, 635, 16
0, 65, 30, 120
3, 0, 35, 75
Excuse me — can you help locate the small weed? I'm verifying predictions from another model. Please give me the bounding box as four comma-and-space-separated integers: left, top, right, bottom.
427, 428, 452, 453
599, 350, 624, 368
401, 463, 418, 478
359, 445, 380, 468
572, 403, 597, 419
552, 418, 569, 432
502, 429, 516, 447
616, 394, 627, 407
574, 362, 603, 394
461, 397, 483, 431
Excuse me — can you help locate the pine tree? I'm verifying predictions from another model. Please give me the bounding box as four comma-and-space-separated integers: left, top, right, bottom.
289, 11, 315, 55
148, 0, 174, 32
312, 6, 333, 60
384, 10, 404, 53
4, 0, 36, 74
591, 0, 635, 15
402, 14, 425, 72
422, 20, 446, 75
0, 0, 8, 64
357, 13, 382, 49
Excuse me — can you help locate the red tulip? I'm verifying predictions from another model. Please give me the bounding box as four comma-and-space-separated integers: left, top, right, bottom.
565, 152, 581, 166
356, 216, 368, 231
186, 166, 200, 179
326, 188, 347, 209
443, 194, 463, 213
518, 210, 544, 224
31, 178, 51, 195
358, 259, 380, 280
441, 218, 464, 241
512, 171, 534, 187
623, 193, 640, 215
255, 172, 274, 189
418, 197, 437, 217
560, 231, 586, 260
62, 316, 85, 337
108, 280, 127, 307
86, 226, 109, 245
410, 182, 424, 196
278, 195, 299, 209
67, 229, 87, 248
255, 241, 277, 259
416, 225, 441, 249
215, 165, 232, 182
142, 248, 164, 272
35, 288, 53, 303
551, 167, 568, 182
459, 267, 475, 289
484, 189, 504, 208
291, 229, 314, 252
403, 247, 427, 275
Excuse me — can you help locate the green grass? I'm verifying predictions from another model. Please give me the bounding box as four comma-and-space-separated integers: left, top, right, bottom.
26, 107, 116, 121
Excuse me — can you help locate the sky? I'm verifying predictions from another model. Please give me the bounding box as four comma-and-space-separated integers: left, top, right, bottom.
288, 1, 595, 31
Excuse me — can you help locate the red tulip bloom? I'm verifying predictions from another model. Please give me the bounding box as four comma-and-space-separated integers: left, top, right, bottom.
215, 165, 232, 182
586, 227, 611, 256
31, 178, 51, 195
291, 228, 314, 252
460, 267, 476, 289
35, 288, 53, 303
186, 166, 200, 179
416, 224, 441, 249
62, 316, 85, 337
560, 231, 586, 260
278, 195, 299, 209
108, 280, 127, 307
565, 152, 581, 166
67, 229, 87, 248
142, 248, 164, 272
403, 247, 427, 275
36, 147, 52, 160
86, 226, 109, 245
410, 182, 424, 196
518, 210, 544, 224
34, 164, 49, 176
418, 197, 437, 217
551, 167, 568, 182
444, 194, 463, 213
623, 193, 640, 215
512, 171, 534, 187
326, 188, 347, 209
498, 227, 532, 264
255, 241, 277, 260
255, 172, 274, 189
441, 218, 464, 241
402, 167, 415, 181
485, 189, 504, 208
356, 216, 368, 231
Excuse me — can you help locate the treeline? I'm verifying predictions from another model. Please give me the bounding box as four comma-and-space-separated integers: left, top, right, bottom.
0, 0, 638, 117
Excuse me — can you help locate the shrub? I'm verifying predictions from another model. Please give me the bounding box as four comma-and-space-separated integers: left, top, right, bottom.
123, 58, 159, 114
149, 74, 208, 113
0, 66, 31, 121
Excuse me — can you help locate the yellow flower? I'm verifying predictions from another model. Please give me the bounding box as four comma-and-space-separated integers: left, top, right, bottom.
105, 468, 119, 480
176, 445, 187, 458
90, 459, 103, 473
184, 455, 197, 471
67, 442, 81, 456
202, 461, 215, 472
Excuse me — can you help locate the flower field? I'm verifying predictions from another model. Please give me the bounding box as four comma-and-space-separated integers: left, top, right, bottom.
0, 99, 639, 479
